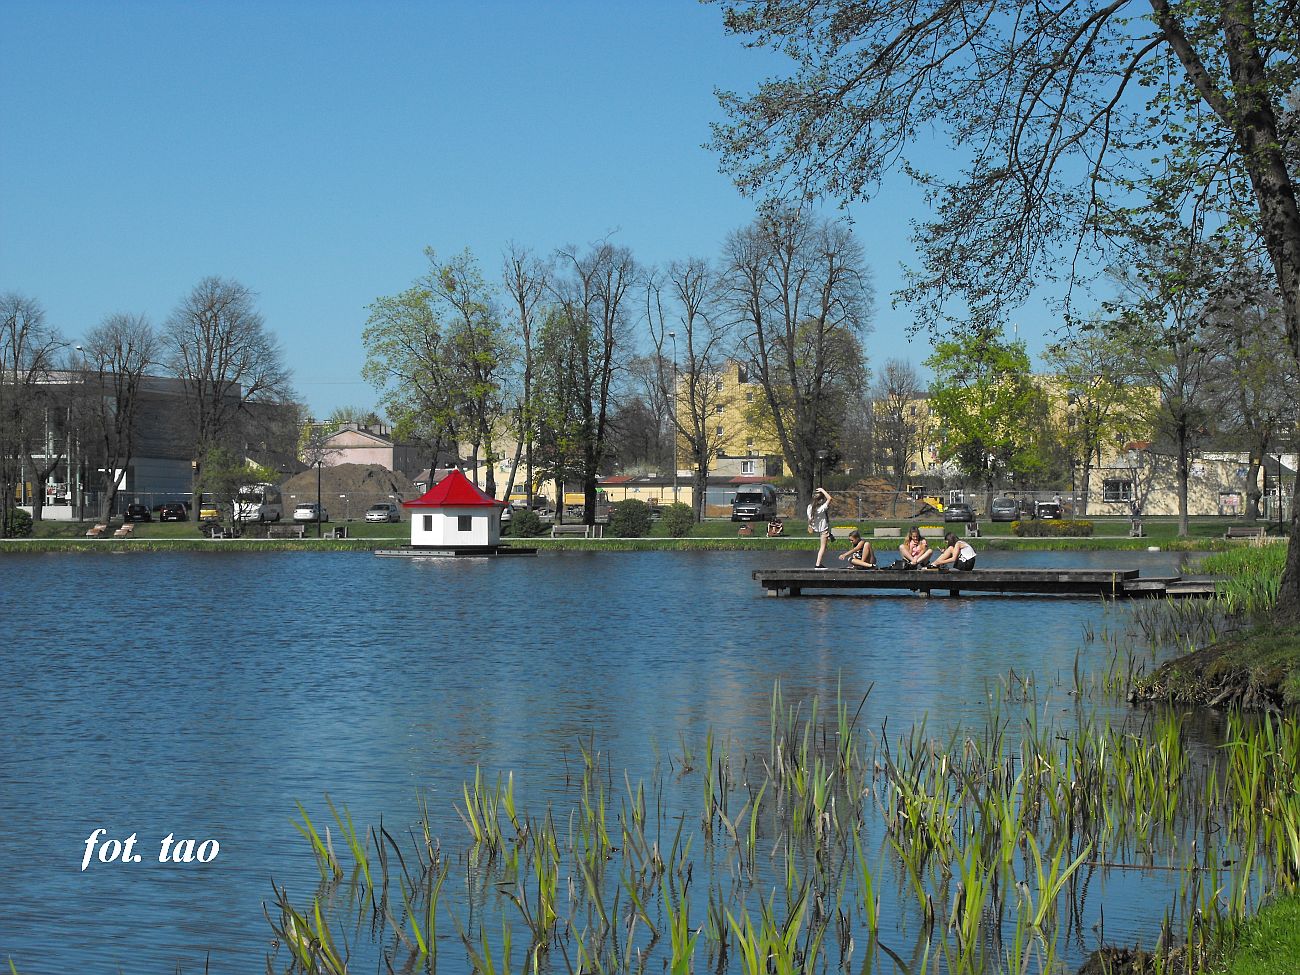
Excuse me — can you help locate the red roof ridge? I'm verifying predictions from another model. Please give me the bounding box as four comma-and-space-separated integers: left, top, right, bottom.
402, 468, 504, 508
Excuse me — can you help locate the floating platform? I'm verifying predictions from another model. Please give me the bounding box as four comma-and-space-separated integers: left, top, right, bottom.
752, 567, 1216, 599
375, 544, 537, 558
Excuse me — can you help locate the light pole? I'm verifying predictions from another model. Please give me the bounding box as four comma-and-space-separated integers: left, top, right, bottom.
817, 449, 830, 490
668, 331, 678, 505
316, 460, 323, 539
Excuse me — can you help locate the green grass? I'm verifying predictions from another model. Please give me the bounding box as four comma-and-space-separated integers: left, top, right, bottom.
1215, 895, 1300, 975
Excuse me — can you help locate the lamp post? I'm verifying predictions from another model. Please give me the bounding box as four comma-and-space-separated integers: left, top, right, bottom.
817, 448, 830, 490
316, 459, 323, 539
668, 331, 678, 505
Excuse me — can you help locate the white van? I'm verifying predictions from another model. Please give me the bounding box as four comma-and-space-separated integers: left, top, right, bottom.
233, 483, 284, 522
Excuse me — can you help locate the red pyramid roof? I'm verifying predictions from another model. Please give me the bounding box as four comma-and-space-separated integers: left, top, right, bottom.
402, 468, 505, 508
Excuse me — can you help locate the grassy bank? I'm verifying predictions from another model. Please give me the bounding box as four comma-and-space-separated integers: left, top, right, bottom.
1215, 896, 1300, 974
1132, 543, 1299, 709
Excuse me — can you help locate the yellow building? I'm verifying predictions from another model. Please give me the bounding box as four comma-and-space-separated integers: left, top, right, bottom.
674, 359, 783, 477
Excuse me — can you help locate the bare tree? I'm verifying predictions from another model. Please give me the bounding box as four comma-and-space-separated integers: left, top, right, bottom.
724, 209, 872, 509
502, 243, 551, 506
548, 242, 637, 525
0, 294, 66, 527
870, 359, 924, 489
645, 258, 736, 521
80, 313, 157, 519
164, 277, 292, 501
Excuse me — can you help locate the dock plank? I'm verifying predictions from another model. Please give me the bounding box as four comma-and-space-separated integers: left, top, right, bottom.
751, 566, 1200, 599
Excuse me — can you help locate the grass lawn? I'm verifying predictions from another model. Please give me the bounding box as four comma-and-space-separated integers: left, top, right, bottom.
1216, 895, 1300, 974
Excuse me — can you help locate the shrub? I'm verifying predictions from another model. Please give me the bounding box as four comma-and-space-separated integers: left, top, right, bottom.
1011, 519, 1094, 537
507, 508, 547, 538
659, 503, 695, 537
609, 499, 653, 538
3, 507, 33, 538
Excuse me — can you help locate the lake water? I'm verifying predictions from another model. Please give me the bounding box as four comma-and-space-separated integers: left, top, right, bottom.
0, 548, 1200, 973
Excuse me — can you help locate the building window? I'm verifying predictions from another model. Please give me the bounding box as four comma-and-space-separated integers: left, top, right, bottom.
423, 515, 433, 532
1102, 479, 1133, 503
741, 459, 756, 475
746, 391, 754, 403
715, 379, 723, 393
714, 403, 724, 414
737, 364, 748, 384
715, 424, 724, 437
457, 515, 473, 532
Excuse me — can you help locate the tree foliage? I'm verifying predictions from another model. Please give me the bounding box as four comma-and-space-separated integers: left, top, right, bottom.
710, 0, 1300, 613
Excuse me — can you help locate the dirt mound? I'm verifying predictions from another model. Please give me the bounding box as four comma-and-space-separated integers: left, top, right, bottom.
843, 476, 939, 519
280, 464, 418, 514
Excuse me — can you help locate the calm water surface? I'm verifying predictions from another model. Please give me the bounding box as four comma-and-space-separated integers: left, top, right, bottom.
0, 549, 1196, 972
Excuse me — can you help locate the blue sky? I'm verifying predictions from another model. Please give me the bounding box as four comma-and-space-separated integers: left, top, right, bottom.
1, 0, 1060, 417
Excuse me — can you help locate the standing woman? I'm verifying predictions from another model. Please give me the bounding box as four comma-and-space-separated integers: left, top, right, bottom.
807, 487, 832, 568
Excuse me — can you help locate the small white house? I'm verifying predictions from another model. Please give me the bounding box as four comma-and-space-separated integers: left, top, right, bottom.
402, 468, 505, 548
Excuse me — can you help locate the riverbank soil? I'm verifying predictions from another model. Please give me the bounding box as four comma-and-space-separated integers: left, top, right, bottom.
1076, 946, 1161, 974
1130, 624, 1300, 710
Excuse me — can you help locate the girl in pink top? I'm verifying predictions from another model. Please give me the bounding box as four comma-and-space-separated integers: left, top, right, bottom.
897, 526, 933, 569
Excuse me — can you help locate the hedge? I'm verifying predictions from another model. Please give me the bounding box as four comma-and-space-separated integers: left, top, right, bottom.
1011, 519, 1094, 537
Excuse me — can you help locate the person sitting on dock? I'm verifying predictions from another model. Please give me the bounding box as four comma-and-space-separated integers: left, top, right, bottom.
766, 518, 784, 537
838, 529, 876, 568
928, 532, 977, 571
896, 526, 933, 569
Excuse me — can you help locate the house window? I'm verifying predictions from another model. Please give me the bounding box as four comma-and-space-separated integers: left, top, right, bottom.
1102, 479, 1133, 503
715, 379, 723, 393
715, 425, 724, 437
423, 515, 433, 532
746, 391, 754, 403
457, 515, 473, 532
741, 459, 756, 475
715, 403, 724, 414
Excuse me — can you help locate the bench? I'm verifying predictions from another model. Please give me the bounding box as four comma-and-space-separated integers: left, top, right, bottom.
1225, 526, 1266, 540
919, 526, 945, 538
965, 520, 981, 538
322, 526, 348, 539
1129, 518, 1145, 538
872, 527, 901, 538
551, 523, 602, 538
268, 524, 307, 540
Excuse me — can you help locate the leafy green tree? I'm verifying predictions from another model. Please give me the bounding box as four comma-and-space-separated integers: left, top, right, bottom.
196, 445, 277, 535
709, 0, 1300, 615
926, 328, 1039, 511
1044, 331, 1154, 512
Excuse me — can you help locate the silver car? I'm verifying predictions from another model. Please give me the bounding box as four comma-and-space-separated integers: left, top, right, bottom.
365, 502, 401, 523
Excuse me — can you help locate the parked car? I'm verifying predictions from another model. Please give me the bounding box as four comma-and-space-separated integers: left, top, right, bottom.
990, 497, 1019, 522
365, 502, 401, 523
1036, 501, 1062, 520
293, 502, 329, 523
1018, 498, 1038, 519
123, 503, 152, 522
943, 501, 975, 523
157, 502, 188, 522
199, 502, 222, 522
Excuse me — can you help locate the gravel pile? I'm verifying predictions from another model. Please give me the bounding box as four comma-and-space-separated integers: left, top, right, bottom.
280, 464, 418, 516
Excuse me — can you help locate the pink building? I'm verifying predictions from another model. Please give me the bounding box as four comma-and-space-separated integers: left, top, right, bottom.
322, 422, 422, 478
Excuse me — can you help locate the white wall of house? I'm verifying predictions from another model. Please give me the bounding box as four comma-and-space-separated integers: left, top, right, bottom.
409, 506, 500, 547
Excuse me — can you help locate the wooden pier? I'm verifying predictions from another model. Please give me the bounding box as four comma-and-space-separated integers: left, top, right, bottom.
752, 567, 1216, 599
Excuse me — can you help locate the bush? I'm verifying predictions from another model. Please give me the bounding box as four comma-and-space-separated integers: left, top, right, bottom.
609, 499, 653, 538
1011, 519, 1094, 537
507, 508, 547, 538
659, 503, 695, 537
2, 507, 32, 538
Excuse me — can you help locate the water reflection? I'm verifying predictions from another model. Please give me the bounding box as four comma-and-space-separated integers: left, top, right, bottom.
0, 549, 1200, 972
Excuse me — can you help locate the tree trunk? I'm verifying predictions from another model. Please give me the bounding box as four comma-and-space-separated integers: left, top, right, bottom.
1244, 450, 1263, 521
1176, 438, 1190, 538
693, 463, 707, 523
23, 450, 61, 522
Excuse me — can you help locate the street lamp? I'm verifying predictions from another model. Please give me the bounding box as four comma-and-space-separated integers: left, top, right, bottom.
667, 331, 678, 505
316, 459, 323, 539
817, 449, 830, 489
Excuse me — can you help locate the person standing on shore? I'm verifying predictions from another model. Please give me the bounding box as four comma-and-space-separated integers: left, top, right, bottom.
807, 487, 832, 568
